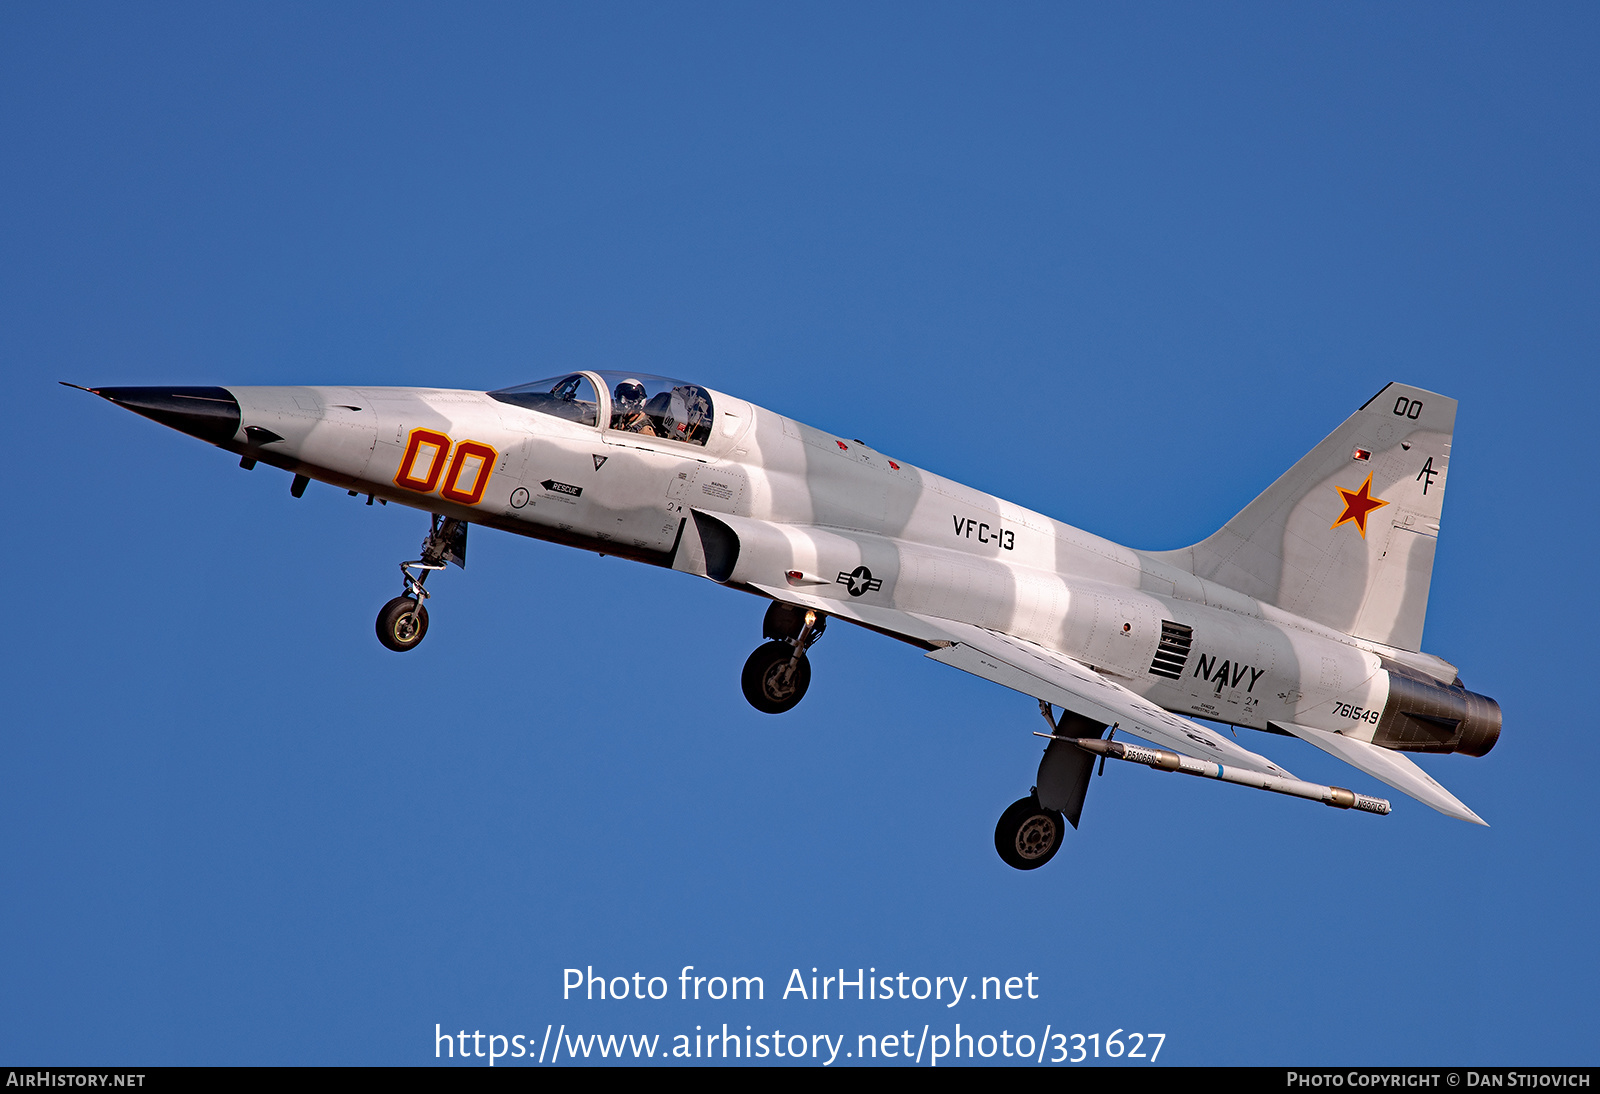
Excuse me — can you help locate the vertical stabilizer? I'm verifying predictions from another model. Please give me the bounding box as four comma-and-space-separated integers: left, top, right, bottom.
1151, 383, 1455, 652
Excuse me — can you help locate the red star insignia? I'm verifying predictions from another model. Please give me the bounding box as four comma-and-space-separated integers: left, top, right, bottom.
1330, 472, 1389, 538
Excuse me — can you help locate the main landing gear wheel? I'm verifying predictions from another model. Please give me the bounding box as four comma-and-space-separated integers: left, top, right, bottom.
741, 602, 826, 714
741, 640, 811, 714
376, 596, 430, 652
995, 795, 1066, 871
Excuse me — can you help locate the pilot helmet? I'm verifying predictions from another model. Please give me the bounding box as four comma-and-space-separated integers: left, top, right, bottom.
614, 378, 646, 415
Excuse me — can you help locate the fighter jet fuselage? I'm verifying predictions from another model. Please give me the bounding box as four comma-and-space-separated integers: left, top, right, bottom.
77, 371, 1501, 864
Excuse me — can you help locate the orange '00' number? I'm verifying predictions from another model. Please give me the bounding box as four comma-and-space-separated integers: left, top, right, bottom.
395, 429, 498, 505
440, 440, 496, 505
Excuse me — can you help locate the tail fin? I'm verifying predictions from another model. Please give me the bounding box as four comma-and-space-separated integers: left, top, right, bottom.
1151, 383, 1456, 652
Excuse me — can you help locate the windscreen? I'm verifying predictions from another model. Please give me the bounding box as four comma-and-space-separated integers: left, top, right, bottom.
488, 374, 600, 427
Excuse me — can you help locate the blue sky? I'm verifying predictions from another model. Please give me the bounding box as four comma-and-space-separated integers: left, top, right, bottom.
3, 2, 1596, 1066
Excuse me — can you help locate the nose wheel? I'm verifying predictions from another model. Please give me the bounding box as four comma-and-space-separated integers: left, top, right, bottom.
741, 602, 826, 713
376, 595, 430, 651
374, 515, 466, 653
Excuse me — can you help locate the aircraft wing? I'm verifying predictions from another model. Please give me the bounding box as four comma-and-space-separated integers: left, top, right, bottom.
746, 581, 1293, 779
749, 579, 1481, 821
1271, 721, 1487, 825
922, 626, 1295, 779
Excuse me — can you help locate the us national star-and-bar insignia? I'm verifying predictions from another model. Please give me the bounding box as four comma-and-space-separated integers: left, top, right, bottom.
1330, 472, 1389, 538
836, 565, 884, 597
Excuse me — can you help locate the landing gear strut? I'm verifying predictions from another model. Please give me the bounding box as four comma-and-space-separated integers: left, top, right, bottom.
741, 601, 826, 714
375, 515, 467, 653
993, 702, 1107, 870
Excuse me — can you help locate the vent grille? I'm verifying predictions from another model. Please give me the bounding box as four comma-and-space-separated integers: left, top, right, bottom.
1148, 621, 1194, 680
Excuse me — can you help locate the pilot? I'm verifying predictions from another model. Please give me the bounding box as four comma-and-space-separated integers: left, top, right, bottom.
611, 378, 657, 435
664, 385, 712, 443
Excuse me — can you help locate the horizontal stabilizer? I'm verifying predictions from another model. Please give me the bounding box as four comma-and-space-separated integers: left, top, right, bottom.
1272, 721, 1486, 825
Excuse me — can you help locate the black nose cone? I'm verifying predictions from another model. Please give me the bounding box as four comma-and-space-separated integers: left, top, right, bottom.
91, 386, 242, 445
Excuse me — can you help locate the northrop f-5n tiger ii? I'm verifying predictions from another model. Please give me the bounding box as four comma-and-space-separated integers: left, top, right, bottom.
70, 374, 1499, 868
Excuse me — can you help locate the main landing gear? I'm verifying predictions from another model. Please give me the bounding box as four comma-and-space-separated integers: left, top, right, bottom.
994, 701, 1110, 871
741, 601, 826, 714
375, 515, 467, 653
994, 795, 1066, 870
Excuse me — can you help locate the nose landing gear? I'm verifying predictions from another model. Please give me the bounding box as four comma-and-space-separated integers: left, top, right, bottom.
741, 601, 826, 713
374, 515, 467, 653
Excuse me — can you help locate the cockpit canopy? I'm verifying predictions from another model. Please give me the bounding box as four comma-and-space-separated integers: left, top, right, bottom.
489, 371, 715, 446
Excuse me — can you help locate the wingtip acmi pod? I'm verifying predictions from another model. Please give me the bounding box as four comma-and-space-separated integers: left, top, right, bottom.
70, 374, 1498, 868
